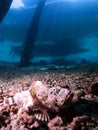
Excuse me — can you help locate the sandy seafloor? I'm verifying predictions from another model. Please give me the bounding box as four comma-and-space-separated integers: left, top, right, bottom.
0, 61, 98, 130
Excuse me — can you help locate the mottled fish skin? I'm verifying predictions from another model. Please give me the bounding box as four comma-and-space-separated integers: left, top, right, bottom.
14, 81, 73, 117
30, 81, 73, 112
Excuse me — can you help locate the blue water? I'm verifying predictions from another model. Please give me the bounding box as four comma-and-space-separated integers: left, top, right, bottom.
0, 0, 98, 66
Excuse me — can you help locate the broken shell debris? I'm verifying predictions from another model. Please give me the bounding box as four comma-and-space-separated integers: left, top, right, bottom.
0, 64, 98, 130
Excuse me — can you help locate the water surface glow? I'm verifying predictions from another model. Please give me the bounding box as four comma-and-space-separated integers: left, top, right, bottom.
11, 0, 24, 8
11, 0, 79, 9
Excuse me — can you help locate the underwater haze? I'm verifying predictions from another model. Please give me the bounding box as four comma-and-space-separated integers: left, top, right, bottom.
1, 1, 98, 130
0, 0, 98, 67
